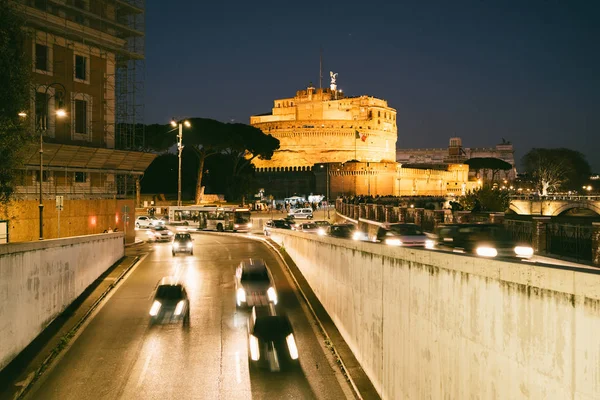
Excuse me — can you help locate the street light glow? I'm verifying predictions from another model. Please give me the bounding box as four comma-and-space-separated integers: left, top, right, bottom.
56, 109, 67, 118
171, 120, 177, 127
184, 120, 191, 127
18, 111, 27, 117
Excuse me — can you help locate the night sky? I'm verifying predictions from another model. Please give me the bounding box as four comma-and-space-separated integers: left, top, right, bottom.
145, 1, 599, 171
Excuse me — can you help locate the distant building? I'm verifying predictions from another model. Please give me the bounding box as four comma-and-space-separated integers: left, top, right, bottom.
396, 137, 517, 181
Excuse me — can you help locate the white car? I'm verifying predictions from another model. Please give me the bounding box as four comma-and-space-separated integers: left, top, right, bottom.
287, 208, 313, 220
135, 216, 164, 229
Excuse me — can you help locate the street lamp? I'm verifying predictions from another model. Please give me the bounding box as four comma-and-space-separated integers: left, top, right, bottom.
320, 164, 330, 219
171, 119, 191, 206
31, 83, 67, 240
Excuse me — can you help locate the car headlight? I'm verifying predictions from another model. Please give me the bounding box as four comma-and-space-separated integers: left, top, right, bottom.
249, 334, 260, 361
385, 238, 402, 246
149, 300, 161, 316
168, 231, 173, 236
514, 246, 534, 258
173, 242, 180, 249
352, 231, 363, 241
234, 224, 240, 228
187, 242, 193, 248
247, 223, 253, 228
476, 246, 498, 257
425, 239, 435, 249
267, 287, 278, 305
317, 228, 326, 236
236, 288, 246, 305
146, 231, 154, 236
286, 333, 299, 360
174, 300, 185, 316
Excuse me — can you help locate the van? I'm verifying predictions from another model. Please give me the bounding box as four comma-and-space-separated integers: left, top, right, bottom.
288, 208, 313, 219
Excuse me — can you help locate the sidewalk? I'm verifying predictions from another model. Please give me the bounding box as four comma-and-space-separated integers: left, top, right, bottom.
0, 251, 143, 400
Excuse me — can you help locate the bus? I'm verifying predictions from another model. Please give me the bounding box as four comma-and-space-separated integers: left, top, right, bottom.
168, 205, 253, 232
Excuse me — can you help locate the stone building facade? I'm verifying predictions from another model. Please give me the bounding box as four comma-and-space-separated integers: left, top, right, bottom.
396, 137, 517, 181
315, 162, 477, 198
250, 85, 398, 170
2, 1, 153, 242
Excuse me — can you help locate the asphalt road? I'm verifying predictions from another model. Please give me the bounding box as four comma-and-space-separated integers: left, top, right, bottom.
25, 232, 350, 400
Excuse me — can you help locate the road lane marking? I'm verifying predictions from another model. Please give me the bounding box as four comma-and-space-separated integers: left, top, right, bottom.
136, 348, 153, 388
235, 351, 242, 384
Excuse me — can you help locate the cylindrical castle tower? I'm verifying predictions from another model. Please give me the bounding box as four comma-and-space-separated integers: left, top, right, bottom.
250, 83, 397, 172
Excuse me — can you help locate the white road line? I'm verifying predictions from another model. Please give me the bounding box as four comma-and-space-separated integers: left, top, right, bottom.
136, 348, 153, 388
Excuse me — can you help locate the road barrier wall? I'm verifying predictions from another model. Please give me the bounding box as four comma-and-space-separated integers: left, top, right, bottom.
269, 230, 600, 399
0, 233, 124, 371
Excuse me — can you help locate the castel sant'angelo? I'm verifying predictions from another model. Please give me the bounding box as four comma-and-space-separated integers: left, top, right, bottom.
250, 73, 477, 198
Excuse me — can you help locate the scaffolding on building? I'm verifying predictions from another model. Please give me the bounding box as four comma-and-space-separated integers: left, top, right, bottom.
14, 0, 147, 199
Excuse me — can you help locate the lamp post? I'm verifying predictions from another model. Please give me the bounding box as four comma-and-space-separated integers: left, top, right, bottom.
171, 119, 191, 207
320, 164, 330, 219
32, 83, 67, 240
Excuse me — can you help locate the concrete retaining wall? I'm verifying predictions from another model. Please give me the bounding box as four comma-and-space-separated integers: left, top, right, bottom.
0, 233, 124, 370
270, 230, 600, 399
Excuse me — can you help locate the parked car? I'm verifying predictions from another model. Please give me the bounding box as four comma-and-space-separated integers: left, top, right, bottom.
263, 219, 292, 236
135, 216, 154, 229
433, 223, 534, 259
235, 259, 278, 308
149, 277, 190, 327
172, 232, 194, 256
247, 305, 299, 371
375, 223, 434, 248
147, 225, 174, 242
287, 208, 313, 220
296, 222, 319, 234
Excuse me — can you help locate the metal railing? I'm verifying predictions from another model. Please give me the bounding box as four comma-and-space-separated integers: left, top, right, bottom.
546, 224, 593, 263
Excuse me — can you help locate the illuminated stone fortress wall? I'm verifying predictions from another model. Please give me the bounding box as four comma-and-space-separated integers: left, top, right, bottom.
250, 85, 398, 171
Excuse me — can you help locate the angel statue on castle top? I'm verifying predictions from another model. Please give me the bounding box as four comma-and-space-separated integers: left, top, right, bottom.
330, 71, 338, 85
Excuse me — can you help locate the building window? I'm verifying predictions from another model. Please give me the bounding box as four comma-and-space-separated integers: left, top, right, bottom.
75, 54, 87, 81
75, 99, 87, 134
35, 44, 49, 71
75, 172, 87, 183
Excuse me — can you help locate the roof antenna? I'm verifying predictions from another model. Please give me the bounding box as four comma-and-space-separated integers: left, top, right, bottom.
319, 46, 323, 90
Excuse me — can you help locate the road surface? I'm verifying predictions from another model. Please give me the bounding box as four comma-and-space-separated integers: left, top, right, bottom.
26, 232, 351, 400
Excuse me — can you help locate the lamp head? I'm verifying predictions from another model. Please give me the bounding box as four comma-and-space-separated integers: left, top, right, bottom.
171, 120, 177, 127
184, 120, 191, 128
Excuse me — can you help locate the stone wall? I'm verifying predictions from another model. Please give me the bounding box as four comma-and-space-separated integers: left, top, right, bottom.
0, 199, 135, 244
0, 233, 124, 370
268, 230, 600, 399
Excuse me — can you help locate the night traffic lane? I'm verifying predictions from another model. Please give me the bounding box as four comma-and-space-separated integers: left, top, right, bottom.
25, 232, 349, 399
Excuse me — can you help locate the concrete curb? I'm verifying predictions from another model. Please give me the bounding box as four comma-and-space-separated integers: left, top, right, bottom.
14, 255, 142, 400
191, 230, 368, 400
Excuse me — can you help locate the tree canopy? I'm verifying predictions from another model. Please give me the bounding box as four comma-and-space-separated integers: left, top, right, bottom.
144, 118, 279, 203
458, 186, 510, 212
465, 157, 512, 184
0, 0, 31, 203
522, 148, 591, 195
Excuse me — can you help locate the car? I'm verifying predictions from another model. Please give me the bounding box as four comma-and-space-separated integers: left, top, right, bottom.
247, 305, 299, 371
287, 208, 313, 220
235, 259, 278, 308
147, 225, 174, 242
263, 219, 292, 236
327, 223, 368, 241
433, 223, 534, 259
313, 220, 331, 236
375, 223, 434, 248
135, 215, 153, 229
149, 277, 190, 327
172, 232, 194, 256
296, 222, 319, 234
